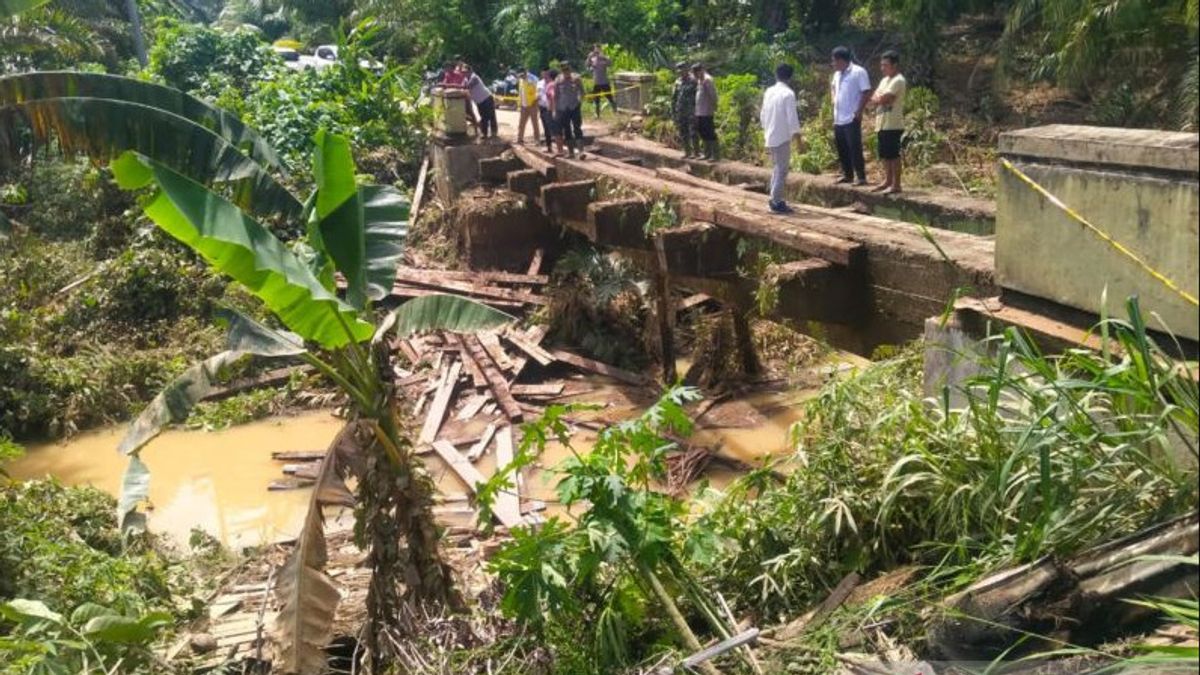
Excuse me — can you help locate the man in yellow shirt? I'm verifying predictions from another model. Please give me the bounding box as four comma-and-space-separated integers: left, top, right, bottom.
516, 66, 542, 144
868, 50, 906, 194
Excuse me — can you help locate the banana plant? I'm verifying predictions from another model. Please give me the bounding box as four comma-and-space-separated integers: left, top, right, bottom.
108, 131, 511, 674
0, 71, 298, 220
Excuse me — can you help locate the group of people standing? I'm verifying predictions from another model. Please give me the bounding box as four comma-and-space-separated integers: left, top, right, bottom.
670, 62, 720, 160
672, 47, 907, 214
441, 45, 620, 158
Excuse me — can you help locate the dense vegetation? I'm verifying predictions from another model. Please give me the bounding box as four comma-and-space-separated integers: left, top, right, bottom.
2, 1, 1198, 674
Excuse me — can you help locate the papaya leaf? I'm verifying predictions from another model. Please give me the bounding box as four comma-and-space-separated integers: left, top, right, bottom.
313, 131, 367, 309
0, 71, 284, 171
0, 97, 300, 221
273, 423, 360, 675
112, 151, 372, 348
389, 294, 515, 339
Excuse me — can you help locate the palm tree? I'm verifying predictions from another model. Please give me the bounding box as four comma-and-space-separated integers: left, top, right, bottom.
1, 71, 509, 673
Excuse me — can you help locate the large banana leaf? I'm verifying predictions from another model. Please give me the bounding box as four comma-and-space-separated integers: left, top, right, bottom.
389, 294, 514, 338
309, 132, 411, 308
312, 131, 368, 309
116, 311, 312, 529
116, 350, 248, 528
273, 422, 361, 675
0, 97, 300, 220
361, 184, 409, 300
0, 0, 48, 17
0, 71, 284, 171
112, 151, 372, 348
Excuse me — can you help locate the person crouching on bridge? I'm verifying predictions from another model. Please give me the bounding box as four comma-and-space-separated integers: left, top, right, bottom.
463, 64, 499, 140
554, 62, 585, 158
761, 63, 803, 214
672, 62, 699, 158
867, 50, 907, 195
516, 66, 542, 144
694, 63, 719, 161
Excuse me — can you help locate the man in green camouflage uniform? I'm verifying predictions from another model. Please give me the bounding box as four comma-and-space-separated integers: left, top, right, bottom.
671, 62, 699, 158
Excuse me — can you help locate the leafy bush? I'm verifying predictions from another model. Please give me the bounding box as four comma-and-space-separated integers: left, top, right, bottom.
690, 300, 1198, 619
239, 58, 430, 177
18, 159, 129, 242
147, 19, 281, 95
0, 598, 172, 675
714, 73, 763, 161
902, 86, 945, 168
0, 480, 176, 615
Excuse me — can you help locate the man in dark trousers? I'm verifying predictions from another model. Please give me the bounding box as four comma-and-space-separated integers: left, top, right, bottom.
829, 46, 872, 185
554, 62, 585, 158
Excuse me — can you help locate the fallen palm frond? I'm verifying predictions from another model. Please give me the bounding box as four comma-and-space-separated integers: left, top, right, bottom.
272, 421, 363, 675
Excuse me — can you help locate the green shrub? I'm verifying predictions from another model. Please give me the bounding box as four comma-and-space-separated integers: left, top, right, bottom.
714, 73, 764, 161
147, 19, 281, 94
0, 480, 176, 614
902, 86, 945, 168
19, 159, 128, 242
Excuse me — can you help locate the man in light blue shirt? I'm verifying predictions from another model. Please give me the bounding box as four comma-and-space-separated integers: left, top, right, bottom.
760, 63, 803, 213
829, 46, 872, 185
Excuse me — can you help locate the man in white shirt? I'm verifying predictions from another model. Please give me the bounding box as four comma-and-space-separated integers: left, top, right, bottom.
829, 46, 871, 185
760, 63, 803, 214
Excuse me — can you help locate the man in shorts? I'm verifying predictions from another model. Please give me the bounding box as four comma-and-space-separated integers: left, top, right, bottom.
868, 50, 907, 194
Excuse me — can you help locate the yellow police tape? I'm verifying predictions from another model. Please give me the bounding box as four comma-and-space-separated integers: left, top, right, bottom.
1000, 158, 1199, 307
492, 83, 641, 105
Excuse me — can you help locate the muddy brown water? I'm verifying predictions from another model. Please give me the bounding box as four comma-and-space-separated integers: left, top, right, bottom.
10, 359, 857, 548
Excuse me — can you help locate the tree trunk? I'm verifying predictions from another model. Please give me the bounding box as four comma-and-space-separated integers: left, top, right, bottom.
124, 0, 147, 67
359, 348, 461, 671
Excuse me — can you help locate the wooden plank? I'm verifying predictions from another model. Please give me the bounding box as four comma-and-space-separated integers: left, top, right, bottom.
463, 335, 524, 422
466, 422, 497, 461
455, 393, 489, 421
410, 153, 430, 225
510, 383, 565, 397
268, 478, 313, 491
477, 331, 515, 371
392, 269, 548, 306
447, 333, 488, 387
430, 440, 521, 529
271, 450, 325, 461
550, 349, 648, 386
679, 293, 713, 311
396, 339, 421, 365
419, 360, 462, 444
389, 284, 526, 309
527, 248, 545, 275
652, 231, 677, 383
395, 266, 548, 286
503, 329, 555, 366
681, 629, 760, 669
493, 426, 522, 519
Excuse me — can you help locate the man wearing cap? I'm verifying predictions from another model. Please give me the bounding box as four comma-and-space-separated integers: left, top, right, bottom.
671, 62, 698, 158
693, 63, 719, 161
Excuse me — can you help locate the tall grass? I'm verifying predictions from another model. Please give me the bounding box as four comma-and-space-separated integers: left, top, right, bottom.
688, 298, 1198, 619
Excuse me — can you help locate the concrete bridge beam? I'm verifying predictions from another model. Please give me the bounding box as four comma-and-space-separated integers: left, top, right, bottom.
541, 179, 597, 226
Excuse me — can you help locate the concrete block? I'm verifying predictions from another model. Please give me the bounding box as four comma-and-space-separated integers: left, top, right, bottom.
997, 125, 1199, 340
771, 259, 863, 325
658, 223, 740, 277
587, 199, 650, 248
461, 190, 555, 271
479, 155, 526, 184
541, 180, 596, 225
506, 169, 548, 200
430, 139, 507, 200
